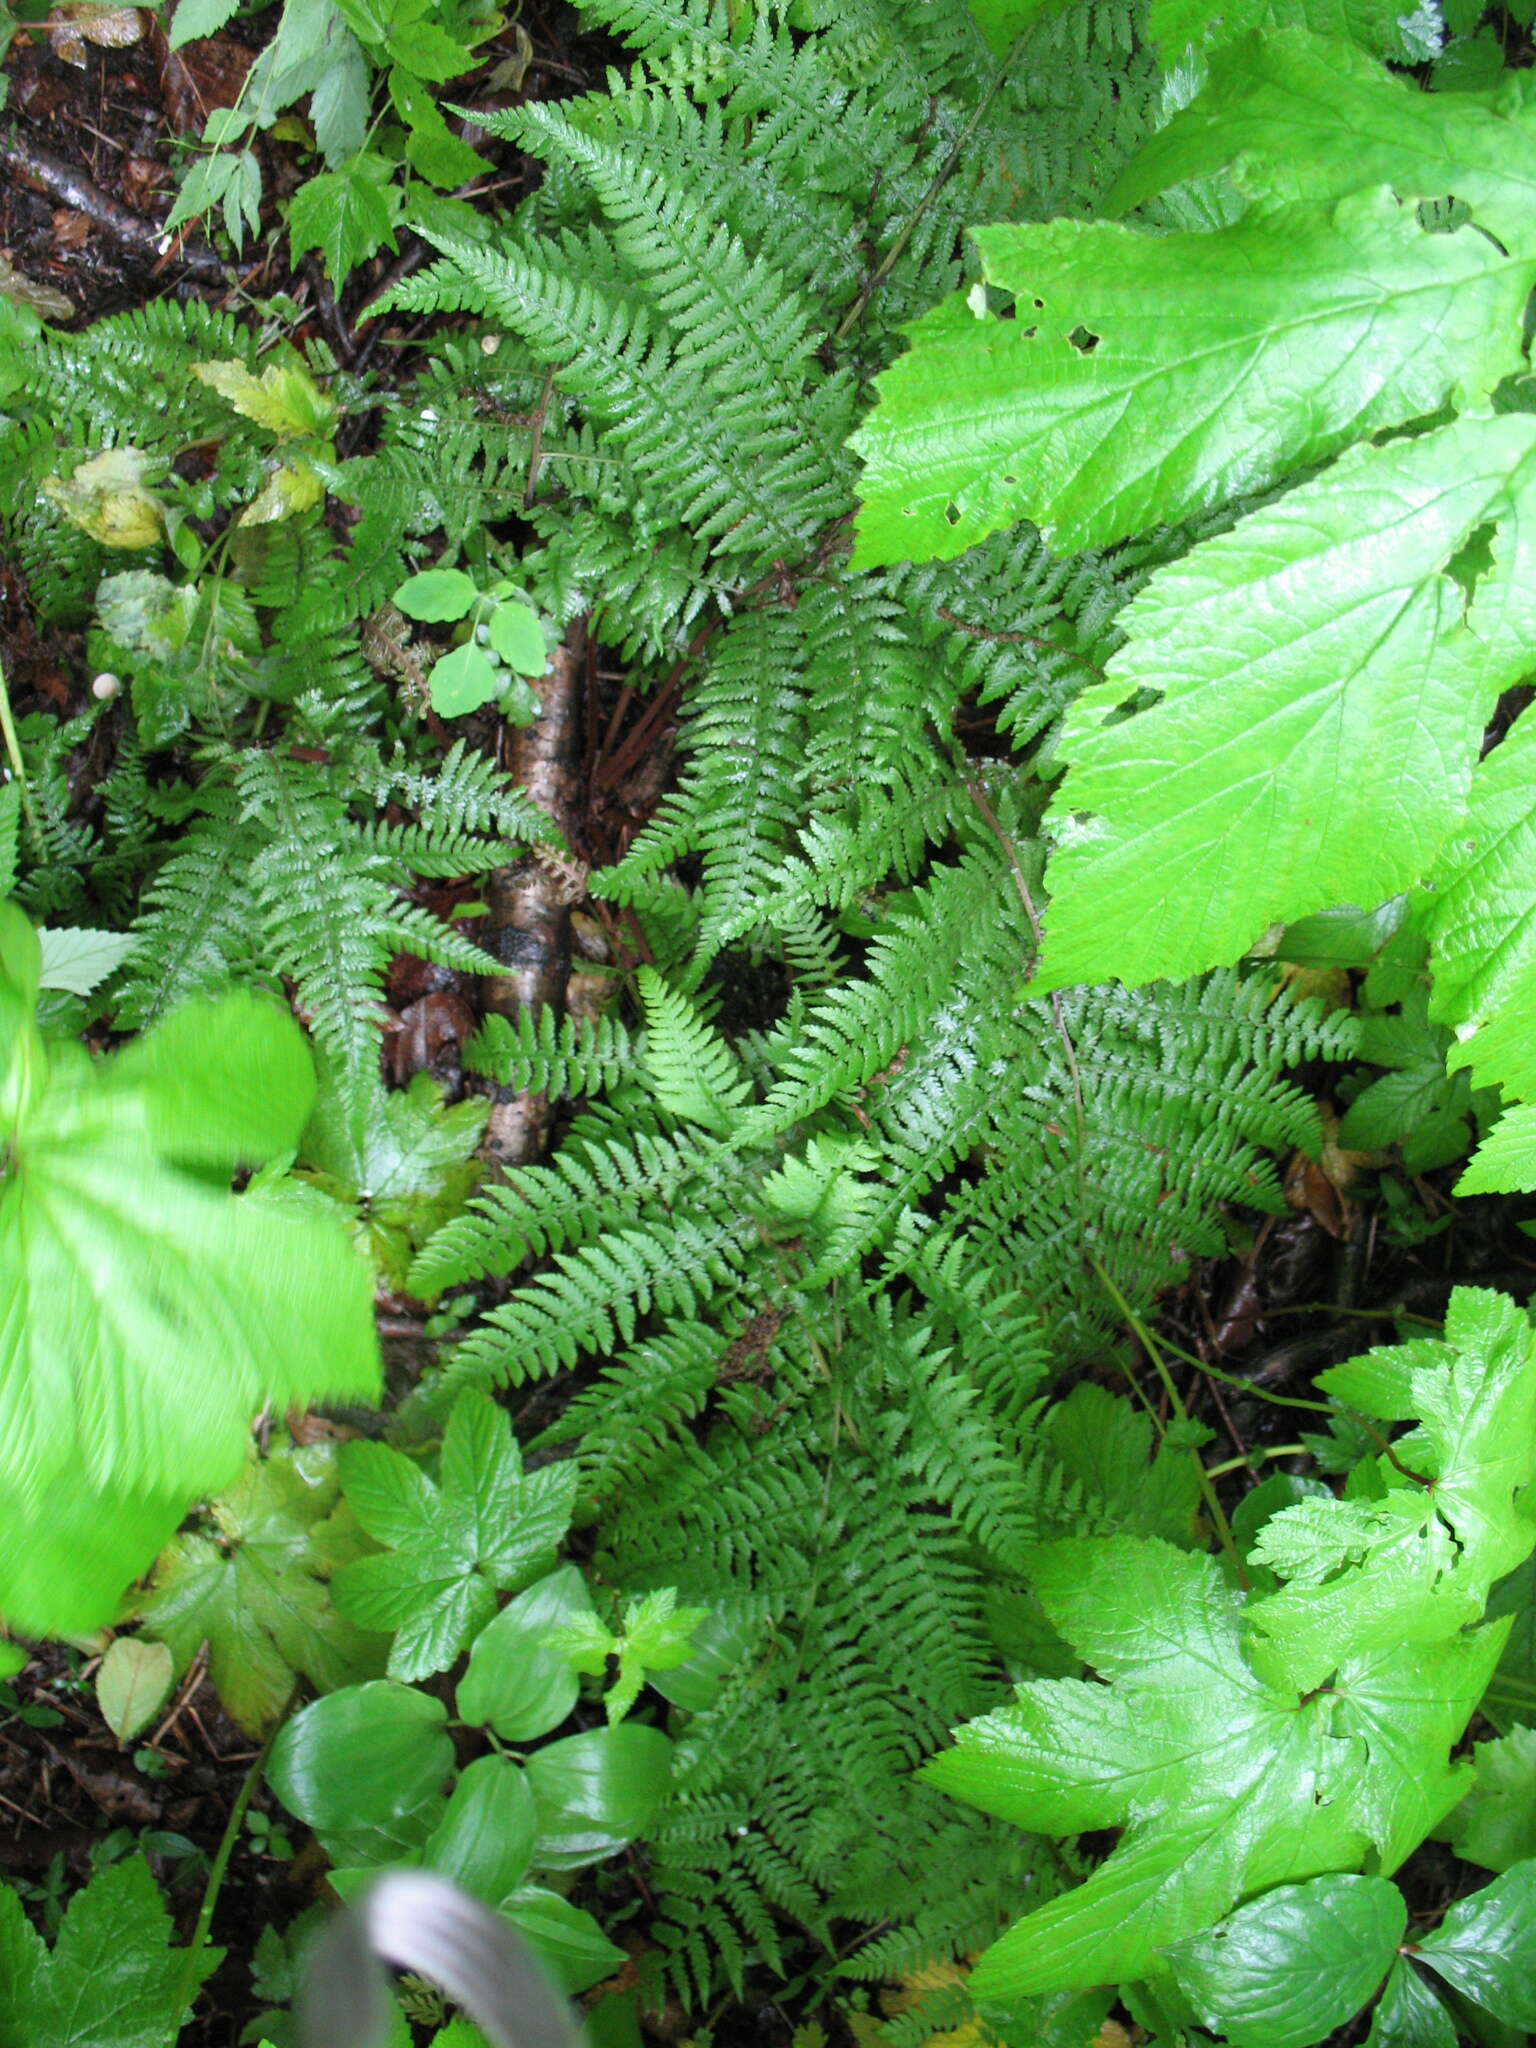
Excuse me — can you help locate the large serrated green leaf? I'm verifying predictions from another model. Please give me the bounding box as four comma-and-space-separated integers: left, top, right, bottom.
0, 1856, 221, 2048
1036, 414, 1536, 990
851, 187, 1529, 564
1244, 1289, 1536, 1688
923, 1538, 1368, 2000
1422, 707, 1536, 1192
1108, 31, 1536, 257
1162, 1873, 1405, 2048
1149, 0, 1440, 60
926, 1295, 1536, 2005
0, 944, 379, 1635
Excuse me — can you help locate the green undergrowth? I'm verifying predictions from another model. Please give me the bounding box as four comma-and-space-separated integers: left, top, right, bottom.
2, 0, 1536, 2043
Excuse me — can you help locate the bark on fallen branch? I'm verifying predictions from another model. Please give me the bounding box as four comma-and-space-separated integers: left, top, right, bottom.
479, 626, 588, 1167
0, 130, 228, 280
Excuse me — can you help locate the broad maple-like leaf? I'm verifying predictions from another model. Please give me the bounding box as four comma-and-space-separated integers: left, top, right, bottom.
1034, 413, 1536, 989
0, 1856, 220, 2048
332, 1389, 579, 1679
851, 185, 1528, 565
926, 1536, 1501, 2003
1420, 707, 1536, 1194
1247, 1289, 1536, 1687
1108, 31, 1536, 260
130, 1436, 388, 1735
928, 1292, 1536, 2003
0, 905, 379, 1635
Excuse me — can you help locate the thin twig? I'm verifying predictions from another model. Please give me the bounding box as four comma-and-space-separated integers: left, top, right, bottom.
833, 38, 1023, 345
0, 130, 227, 279
524, 365, 556, 509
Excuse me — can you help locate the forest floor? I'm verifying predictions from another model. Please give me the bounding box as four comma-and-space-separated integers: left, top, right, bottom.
2, 6, 1535, 2042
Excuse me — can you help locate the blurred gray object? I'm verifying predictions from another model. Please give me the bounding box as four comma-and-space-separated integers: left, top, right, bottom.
297, 1869, 585, 2048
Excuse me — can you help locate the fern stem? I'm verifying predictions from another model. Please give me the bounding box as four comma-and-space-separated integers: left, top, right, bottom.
0, 654, 41, 844
1203, 1444, 1310, 1480
1247, 1301, 1443, 1329
1140, 1338, 1335, 1416
524, 364, 557, 509
832, 38, 1024, 345
961, 778, 1090, 1245
1088, 1254, 1243, 1576
169, 1680, 299, 2040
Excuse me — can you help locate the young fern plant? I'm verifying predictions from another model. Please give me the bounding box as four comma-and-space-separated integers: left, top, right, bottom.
342, 0, 1427, 2008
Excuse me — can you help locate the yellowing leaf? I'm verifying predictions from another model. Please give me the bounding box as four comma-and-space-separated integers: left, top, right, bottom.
95, 1636, 174, 1743
192, 358, 338, 439
41, 448, 163, 548
46, 4, 143, 66
240, 459, 326, 525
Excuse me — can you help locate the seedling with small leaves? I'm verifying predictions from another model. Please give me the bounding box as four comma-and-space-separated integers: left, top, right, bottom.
331, 1389, 579, 1679
393, 569, 550, 721
545, 1587, 709, 1724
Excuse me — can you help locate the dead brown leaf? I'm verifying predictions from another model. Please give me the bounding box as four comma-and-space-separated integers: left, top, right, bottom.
50, 208, 93, 249
153, 22, 251, 132
0, 252, 75, 320
46, 4, 144, 67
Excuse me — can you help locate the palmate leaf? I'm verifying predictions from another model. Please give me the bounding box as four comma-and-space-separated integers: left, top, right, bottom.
850, 185, 1528, 565
0, 1855, 220, 2048
927, 1292, 1536, 2006
1244, 1287, 1536, 1687
1034, 412, 1536, 989
130, 1437, 389, 1735
927, 1537, 1500, 2005
331, 1389, 580, 1680
0, 905, 379, 1635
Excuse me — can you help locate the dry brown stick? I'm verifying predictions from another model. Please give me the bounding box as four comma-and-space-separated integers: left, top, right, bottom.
480, 626, 588, 1166
0, 129, 228, 279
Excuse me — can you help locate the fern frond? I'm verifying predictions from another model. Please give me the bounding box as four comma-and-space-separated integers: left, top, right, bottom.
461, 1006, 641, 1097
534, 1319, 732, 1502
430, 1211, 757, 1396
638, 966, 752, 1130
409, 1112, 714, 1293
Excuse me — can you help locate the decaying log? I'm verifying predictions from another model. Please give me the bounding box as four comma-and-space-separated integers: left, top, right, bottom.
478, 624, 587, 1166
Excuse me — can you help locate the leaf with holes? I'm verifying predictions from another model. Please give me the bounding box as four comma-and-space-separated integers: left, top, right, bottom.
851, 180, 1531, 566
1034, 413, 1536, 990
